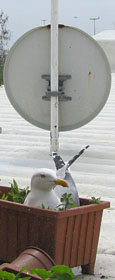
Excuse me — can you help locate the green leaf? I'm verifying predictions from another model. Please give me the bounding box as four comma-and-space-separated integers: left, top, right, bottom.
57, 193, 77, 210
61, 193, 67, 199
0, 193, 8, 200
10, 183, 14, 195
19, 265, 28, 273
0, 270, 15, 280
14, 265, 28, 280
51, 265, 75, 278
73, 201, 77, 207
13, 179, 19, 193
30, 268, 52, 280
8, 180, 30, 204
0, 266, 30, 280
90, 196, 101, 204
41, 203, 45, 208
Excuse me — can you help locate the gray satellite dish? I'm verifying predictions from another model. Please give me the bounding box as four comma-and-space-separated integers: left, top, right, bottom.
4, 25, 111, 131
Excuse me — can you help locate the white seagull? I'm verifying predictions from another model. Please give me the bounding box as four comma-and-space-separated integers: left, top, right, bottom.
24, 168, 68, 209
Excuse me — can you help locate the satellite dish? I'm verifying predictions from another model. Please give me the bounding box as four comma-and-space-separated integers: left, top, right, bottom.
4, 25, 111, 131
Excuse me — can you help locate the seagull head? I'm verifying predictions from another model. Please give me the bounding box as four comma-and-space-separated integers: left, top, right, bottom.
31, 168, 68, 191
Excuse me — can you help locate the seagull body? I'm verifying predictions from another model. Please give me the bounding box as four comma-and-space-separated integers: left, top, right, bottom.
24, 188, 60, 209
24, 168, 68, 209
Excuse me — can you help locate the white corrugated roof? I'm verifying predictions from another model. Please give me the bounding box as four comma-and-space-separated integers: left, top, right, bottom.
0, 77, 114, 207
0, 77, 115, 278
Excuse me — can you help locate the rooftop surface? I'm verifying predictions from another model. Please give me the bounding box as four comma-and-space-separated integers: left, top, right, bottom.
94, 29, 115, 40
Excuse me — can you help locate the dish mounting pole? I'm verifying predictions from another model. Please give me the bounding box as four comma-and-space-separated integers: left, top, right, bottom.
50, 0, 59, 153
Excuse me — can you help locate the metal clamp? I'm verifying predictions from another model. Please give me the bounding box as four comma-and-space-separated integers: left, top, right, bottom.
42, 75, 72, 101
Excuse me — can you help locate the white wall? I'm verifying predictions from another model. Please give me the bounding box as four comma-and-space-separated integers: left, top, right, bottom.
96, 40, 115, 72
94, 30, 115, 73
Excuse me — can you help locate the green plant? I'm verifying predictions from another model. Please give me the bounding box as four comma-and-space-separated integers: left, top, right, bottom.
41, 193, 76, 211
8, 179, 29, 204
57, 193, 77, 210
0, 265, 79, 280
30, 268, 51, 280
0, 266, 30, 280
41, 203, 45, 209
90, 196, 101, 204
30, 265, 79, 280
0, 193, 8, 201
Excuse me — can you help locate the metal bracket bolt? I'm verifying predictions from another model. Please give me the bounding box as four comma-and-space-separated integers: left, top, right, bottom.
42, 74, 72, 101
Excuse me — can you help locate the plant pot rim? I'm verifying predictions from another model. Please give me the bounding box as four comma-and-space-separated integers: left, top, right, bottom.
0, 185, 110, 218
0, 263, 42, 280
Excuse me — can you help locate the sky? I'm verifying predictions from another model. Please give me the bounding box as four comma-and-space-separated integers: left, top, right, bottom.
1, 0, 115, 48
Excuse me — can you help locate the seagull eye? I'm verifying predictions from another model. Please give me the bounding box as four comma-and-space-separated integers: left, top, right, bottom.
40, 174, 46, 178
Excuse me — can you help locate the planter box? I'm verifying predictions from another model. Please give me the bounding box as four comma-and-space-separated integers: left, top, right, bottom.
0, 185, 110, 274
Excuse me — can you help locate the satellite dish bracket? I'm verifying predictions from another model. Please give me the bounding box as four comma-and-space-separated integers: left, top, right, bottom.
42, 74, 72, 101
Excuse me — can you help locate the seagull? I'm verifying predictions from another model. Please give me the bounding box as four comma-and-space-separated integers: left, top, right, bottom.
24, 168, 68, 209
52, 145, 90, 207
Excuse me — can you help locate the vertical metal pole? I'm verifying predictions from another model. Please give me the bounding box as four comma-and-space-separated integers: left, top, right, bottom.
89, 17, 100, 35
50, 0, 59, 153
94, 19, 96, 35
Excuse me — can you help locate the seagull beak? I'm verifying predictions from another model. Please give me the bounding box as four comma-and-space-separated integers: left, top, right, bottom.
54, 178, 68, 187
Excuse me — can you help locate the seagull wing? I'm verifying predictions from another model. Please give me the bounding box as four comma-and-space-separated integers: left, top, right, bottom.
52, 145, 89, 172
67, 145, 89, 169
52, 152, 65, 170
52, 153, 80, 206
52, 146, 89, 207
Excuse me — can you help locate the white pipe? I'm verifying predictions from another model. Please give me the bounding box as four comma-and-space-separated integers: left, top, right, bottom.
50, 0, 59, 153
